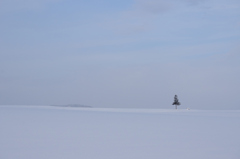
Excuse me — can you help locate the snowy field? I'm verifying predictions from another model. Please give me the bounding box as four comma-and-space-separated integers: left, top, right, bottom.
0, 106, 239, 159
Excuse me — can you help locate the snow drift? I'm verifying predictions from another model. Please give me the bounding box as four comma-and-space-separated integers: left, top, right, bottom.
0, 106, 239, 159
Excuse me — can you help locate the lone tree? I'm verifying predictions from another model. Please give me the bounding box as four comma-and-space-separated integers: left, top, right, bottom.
172, 95, 181, 109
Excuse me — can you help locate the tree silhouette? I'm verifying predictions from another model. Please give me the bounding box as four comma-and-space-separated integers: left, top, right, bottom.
172, 95, 181, 109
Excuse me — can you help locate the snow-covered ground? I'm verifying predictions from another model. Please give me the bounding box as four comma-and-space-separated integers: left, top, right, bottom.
0, 106, 239, 159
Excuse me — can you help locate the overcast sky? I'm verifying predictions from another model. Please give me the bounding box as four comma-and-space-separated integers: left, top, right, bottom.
0, 0, 240, 109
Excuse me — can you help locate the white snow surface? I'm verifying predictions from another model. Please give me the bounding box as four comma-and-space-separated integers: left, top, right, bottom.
0, 106, 239, 159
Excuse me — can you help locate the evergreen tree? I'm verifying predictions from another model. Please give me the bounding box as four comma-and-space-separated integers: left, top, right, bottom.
172, 95, 181, 109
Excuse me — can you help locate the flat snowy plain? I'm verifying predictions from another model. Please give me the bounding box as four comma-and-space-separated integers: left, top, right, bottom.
0, 106, 239, 159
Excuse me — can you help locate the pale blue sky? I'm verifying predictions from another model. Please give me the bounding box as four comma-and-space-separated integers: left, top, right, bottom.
0, 0, 240, 109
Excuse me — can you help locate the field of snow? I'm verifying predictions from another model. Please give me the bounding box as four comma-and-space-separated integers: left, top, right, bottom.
0, 106, 239, 159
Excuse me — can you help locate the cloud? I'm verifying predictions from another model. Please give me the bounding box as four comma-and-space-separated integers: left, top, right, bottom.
134, 0, 173, 14
133, 0, 207, 15
185, 0, 206, 6
107, 0, 240, 36
107, 0, 209, 34
0, 0, 61, 12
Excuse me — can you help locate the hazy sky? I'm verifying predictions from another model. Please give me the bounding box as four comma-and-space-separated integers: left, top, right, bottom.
0, 0, 240, 109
